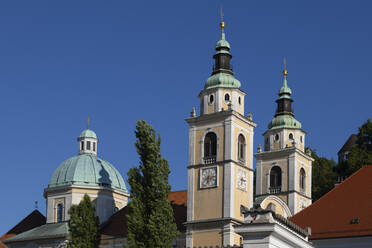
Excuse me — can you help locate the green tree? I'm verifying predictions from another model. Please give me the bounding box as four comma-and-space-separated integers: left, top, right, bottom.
67, 194, 100, 248
335, 119, 372, 176
126, 120, 178, 248
310, 149, 337, 201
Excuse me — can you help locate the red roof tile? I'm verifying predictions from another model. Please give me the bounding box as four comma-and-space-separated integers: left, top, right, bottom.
100, 190, 187, 237
290, 165, 372, 240
0, 240, 7, 248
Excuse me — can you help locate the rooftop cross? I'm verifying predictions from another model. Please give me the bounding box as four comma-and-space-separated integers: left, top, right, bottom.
219, 8, 225, 37
87, 117, 91, 129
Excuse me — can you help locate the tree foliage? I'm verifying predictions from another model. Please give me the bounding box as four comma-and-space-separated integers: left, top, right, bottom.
310, 150, 337, 202
67, 194, 100, 248
335, 119, 372, 177
126, 120, 178, 248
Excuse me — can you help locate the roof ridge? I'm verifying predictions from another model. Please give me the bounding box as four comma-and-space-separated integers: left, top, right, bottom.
170, 190, 187, 193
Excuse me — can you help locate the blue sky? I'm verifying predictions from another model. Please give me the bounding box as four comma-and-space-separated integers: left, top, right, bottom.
0, 1, 371, 234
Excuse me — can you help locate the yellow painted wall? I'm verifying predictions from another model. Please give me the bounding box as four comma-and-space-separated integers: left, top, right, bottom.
193, 231, 222, 247
234, 166, 251, 221
193, 166, 223, 220
221, 89, 233, 112
234, 233, 243, 247
206, 93, 216, 114
296, 155, 312, 195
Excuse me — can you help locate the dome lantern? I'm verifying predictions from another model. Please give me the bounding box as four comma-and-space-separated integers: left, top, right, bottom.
78, 128, 98, 155
77, 117, 98, 155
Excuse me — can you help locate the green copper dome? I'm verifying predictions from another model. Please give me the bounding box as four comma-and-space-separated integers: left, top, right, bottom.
205, 72, 241, 90
48, 154, 127, 193
79, 129, 97, 139
268, 114, 302, 130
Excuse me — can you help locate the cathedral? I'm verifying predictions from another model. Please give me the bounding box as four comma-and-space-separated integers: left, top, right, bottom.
3, 20, 370, 248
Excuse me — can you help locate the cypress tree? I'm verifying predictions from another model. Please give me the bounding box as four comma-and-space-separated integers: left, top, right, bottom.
67, 194, 100, 248
126, 120, 178, 248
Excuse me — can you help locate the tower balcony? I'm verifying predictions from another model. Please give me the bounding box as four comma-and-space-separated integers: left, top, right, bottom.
203, 156, 217, 165
269, 186, 281, 194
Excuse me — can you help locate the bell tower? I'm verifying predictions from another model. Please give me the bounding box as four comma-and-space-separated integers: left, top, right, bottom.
255, 67, 314, 216
185, 21, 256, 248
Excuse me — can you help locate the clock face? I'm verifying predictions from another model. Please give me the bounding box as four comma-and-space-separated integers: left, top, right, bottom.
237, 169, 247, 191
201, 167, 217, 188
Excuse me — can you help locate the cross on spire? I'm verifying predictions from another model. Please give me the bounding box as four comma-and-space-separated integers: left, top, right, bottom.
87, 117, 91, 129
219, 7, 225, 33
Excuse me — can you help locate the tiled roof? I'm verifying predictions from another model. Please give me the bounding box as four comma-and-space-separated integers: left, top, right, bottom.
0, 210, 46, 246
338, 134, 358, 155
4, 222, 68, 243
100, 190, 187, 237
290, 165, 372, 240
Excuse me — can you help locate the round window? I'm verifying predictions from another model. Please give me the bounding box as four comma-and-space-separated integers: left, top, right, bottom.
209, 94, 214, 104
224, 93, 230, 102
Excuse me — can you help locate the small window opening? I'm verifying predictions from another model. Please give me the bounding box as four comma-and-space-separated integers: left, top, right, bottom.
224, 93, 230, 102
238, 96, 241, 105
204, 132, 217, 164
87, 141, 91, 150
300, 136, 303, 143
289, 133, 294, 140
300, 168, 306, 192
209, 94, 214, 104
57, 203, 63, 223
81, 141, 84, 150
93, 142, 96, 152
275, 134, 279, 142
269, 166, 282, 193
238, 134, 245, 162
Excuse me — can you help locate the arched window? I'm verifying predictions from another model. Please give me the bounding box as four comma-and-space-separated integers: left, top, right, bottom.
204, 132, 217, 164
238, 134, 245, 162
224, 93, 230, 102
81, 141, 84, 150
57, 203, 63, 223
270, 166, 282, 193
209, 94, 214, 104
289, 133, 294, 140
87, 141, 91, 150
300, 168, 306, 192
275, 134, 279, 142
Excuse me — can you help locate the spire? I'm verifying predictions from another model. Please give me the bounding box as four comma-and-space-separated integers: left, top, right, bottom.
268, 62, 302, 130
275, 59, 294, 117
203, 13, 241, 90
279, 58, 292, 99
212, 13, 232, 75
219, 8, 226, 41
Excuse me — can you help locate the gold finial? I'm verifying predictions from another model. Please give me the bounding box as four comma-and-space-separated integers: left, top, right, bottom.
87, 117, 91, 129
219, 7, 225, 32
283, 57, 288, 76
